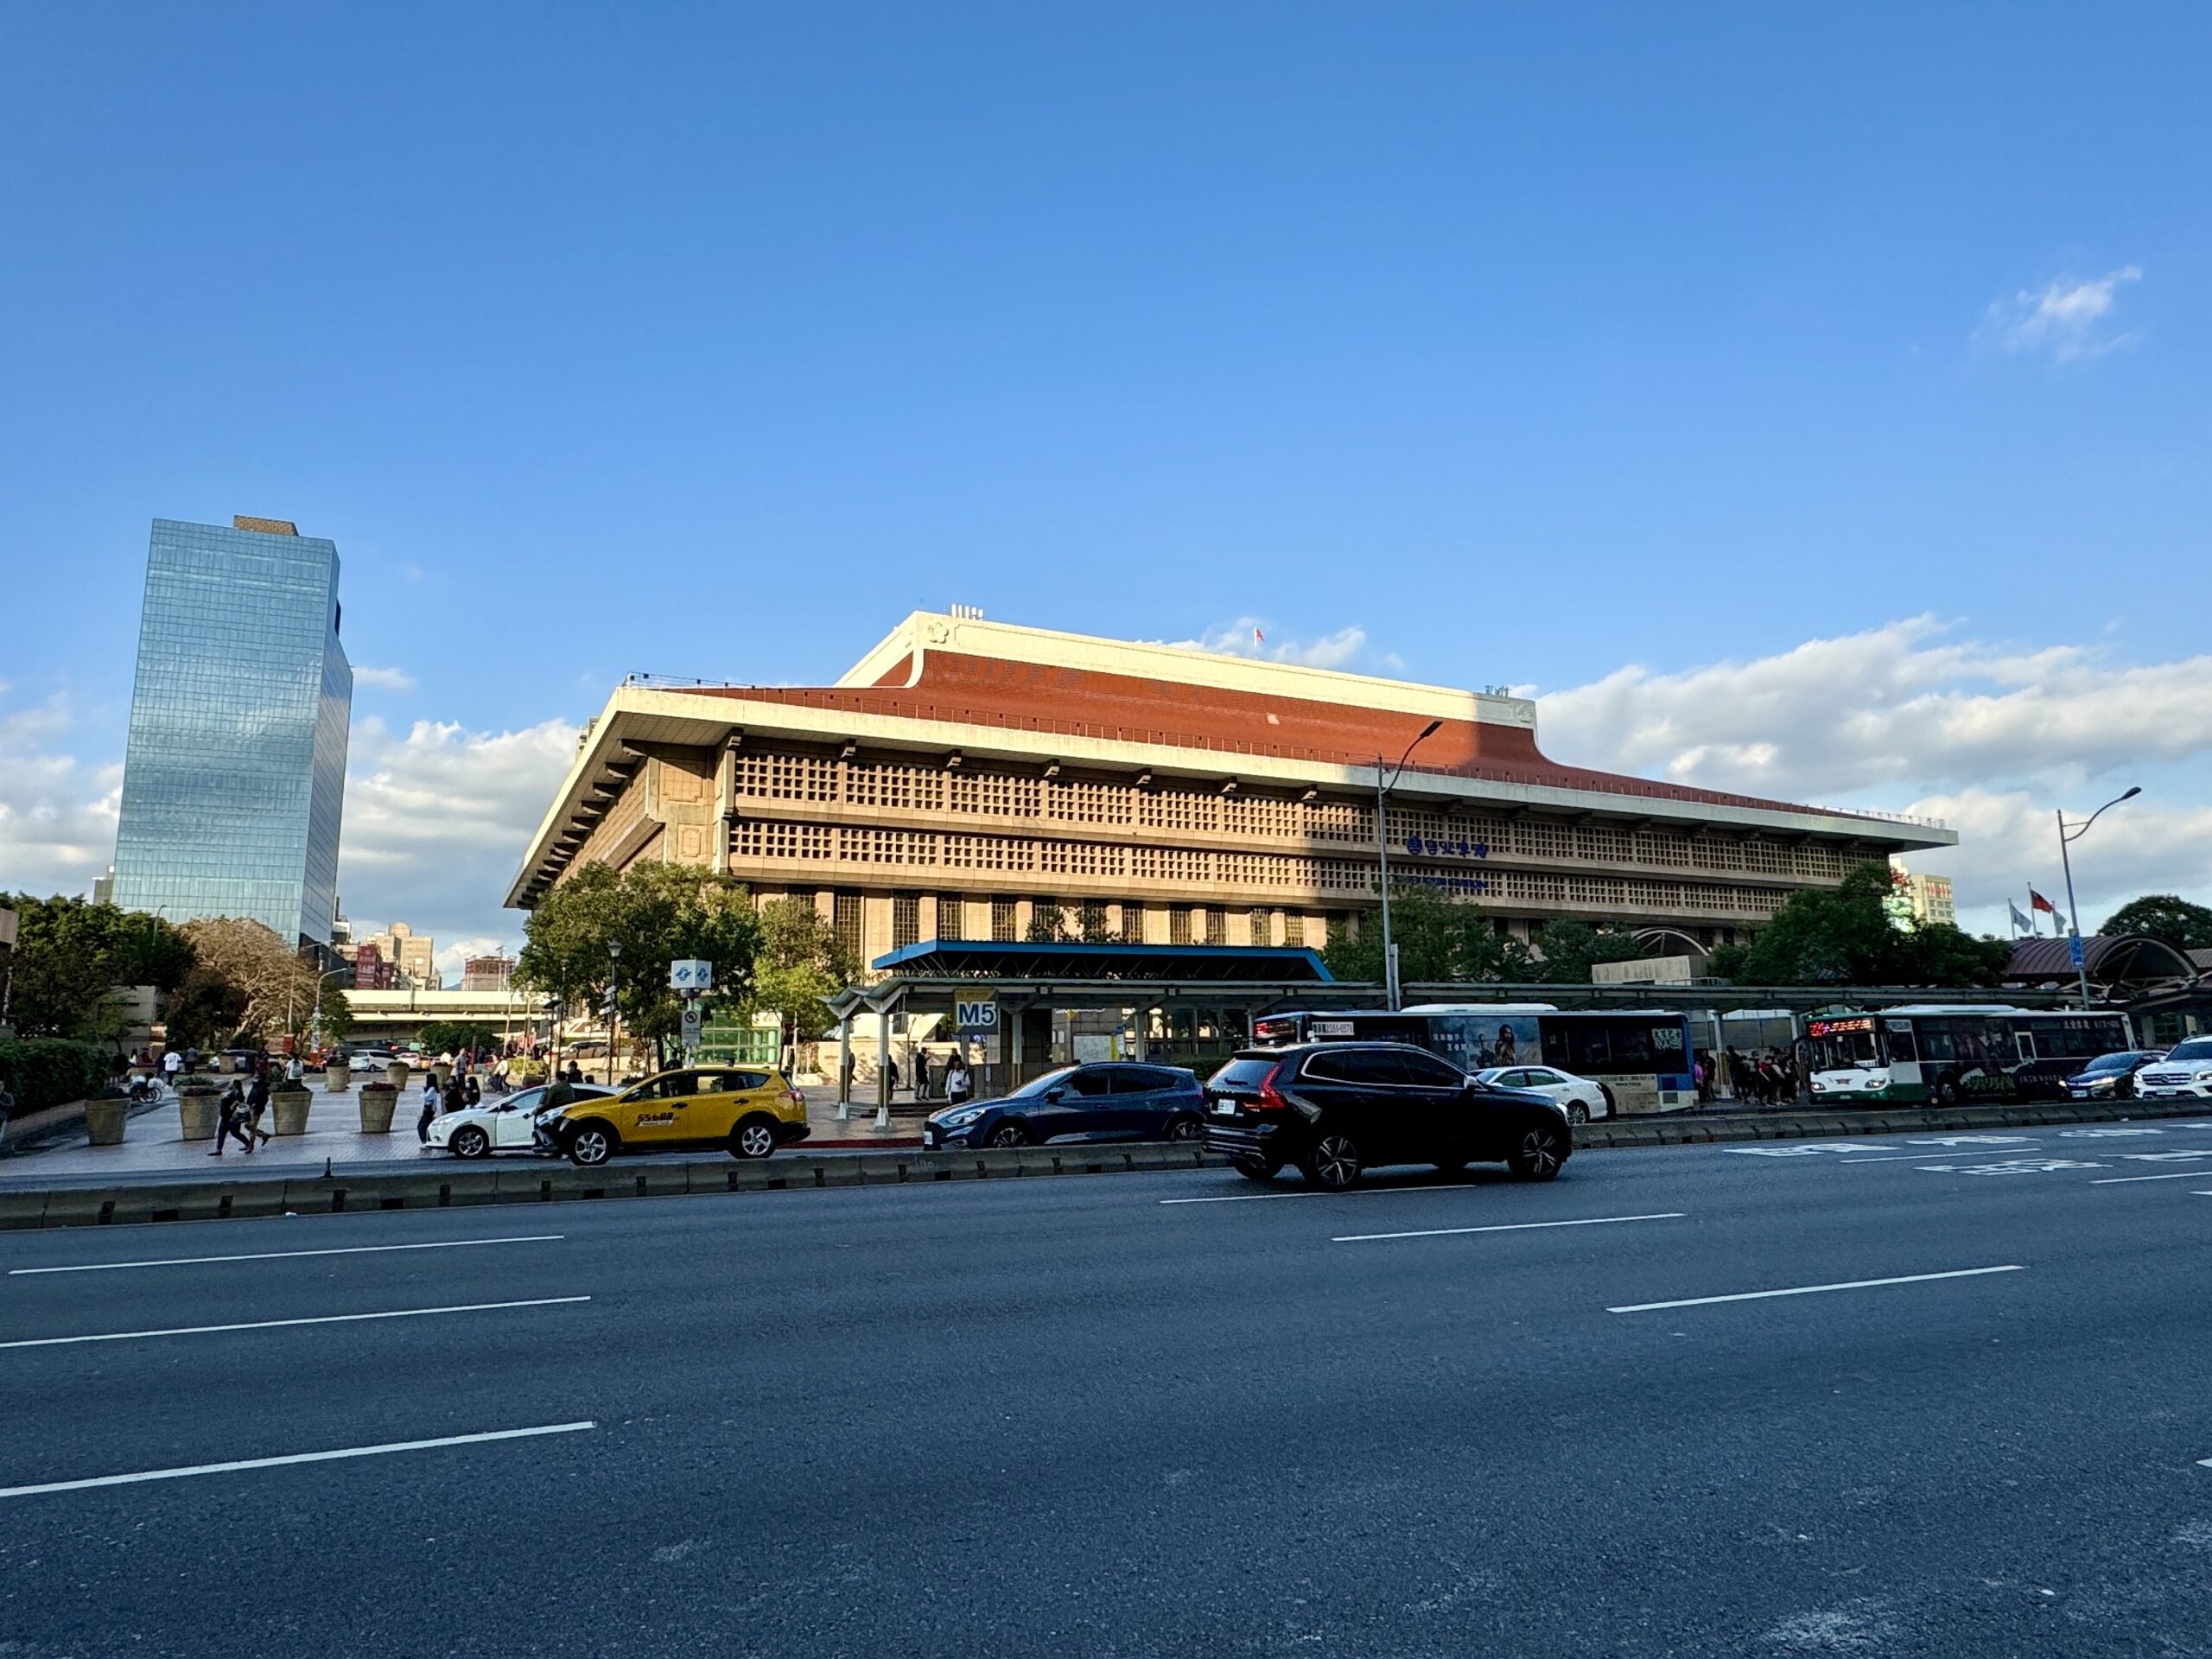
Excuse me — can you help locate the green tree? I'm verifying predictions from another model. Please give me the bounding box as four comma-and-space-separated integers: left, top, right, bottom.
516, 862, 766, 1068
743, 898, 858, 1044
1025, 903, 1070, 943
418, 1020, 500, 1057
0, 895, 196, 1040
162, 966, 250, 1051
1730, 861, 2012, 987
1319, 883, 1536, 985
2097, 894, 2212, 950
1073, 902, 1119, 944
1529, 919, 1649, 986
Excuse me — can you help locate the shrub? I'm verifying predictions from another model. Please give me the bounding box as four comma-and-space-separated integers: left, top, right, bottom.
0, 1038, 113, 1115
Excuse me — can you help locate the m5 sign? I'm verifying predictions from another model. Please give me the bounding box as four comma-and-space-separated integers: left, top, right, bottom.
956, 998, 998, 1033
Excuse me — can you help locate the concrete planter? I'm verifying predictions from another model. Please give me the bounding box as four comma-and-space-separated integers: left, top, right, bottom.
324, 1062, 352, 1094
429, 1063, 452, 1089
357, 1084, 397, 1134
270, 1088, 313, 1135
84, 1098, 129, 1147
176, 1090, 219, 1141
385, 1062, 411, 1090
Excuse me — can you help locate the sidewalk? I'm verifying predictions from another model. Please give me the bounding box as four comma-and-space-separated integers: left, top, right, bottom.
1, 1087, 922, 1184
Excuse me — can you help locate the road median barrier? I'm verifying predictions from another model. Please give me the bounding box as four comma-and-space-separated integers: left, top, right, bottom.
3, 1096, 2207, 1230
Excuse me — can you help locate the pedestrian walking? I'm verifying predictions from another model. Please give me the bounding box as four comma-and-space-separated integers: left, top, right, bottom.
209, 1081, 255, 1156
162, 1048, 183, 1088
884, 1056, 899, 1097
913, 1050, 933, 1103
245, 1066, 274, 1147
416, 1076, 440, 1145
945, 1052, 972, 1106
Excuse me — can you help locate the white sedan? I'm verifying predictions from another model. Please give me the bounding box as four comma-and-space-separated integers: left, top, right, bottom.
426, 1084, 614, 1158
1473, 1065, 1611, 1124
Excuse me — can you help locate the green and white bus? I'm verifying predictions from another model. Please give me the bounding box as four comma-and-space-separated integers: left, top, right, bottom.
1804, 1006, 2133, 1106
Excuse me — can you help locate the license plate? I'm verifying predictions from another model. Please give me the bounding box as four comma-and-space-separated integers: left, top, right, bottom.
1213, 1101, 1237, 1116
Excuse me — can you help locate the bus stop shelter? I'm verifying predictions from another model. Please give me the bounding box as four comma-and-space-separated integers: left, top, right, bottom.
819, 940, 1340, 1127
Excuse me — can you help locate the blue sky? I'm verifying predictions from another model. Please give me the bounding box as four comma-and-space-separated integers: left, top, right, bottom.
3, 3, 2207, 966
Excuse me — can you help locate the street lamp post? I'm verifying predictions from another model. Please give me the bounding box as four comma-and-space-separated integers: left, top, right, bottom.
1375, 719, 1443, 1011
2056, 786, 2141, 1009
606, 939, 623, 1084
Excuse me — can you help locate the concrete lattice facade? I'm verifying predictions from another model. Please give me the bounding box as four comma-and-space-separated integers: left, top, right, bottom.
510, 613, 1954, 969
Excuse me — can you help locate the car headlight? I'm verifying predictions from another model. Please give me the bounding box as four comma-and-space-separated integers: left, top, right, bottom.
936, 1107, 987, 1128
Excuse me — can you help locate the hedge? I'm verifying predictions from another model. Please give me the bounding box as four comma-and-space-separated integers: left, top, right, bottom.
0, 1038, 113, 1116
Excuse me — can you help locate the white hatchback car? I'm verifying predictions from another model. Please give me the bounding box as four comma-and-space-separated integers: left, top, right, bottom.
427, 1083, 615, 1158
1472, 1065, 1611, 1124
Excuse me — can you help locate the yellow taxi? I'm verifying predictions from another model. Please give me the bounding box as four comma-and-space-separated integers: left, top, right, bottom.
542, 1067, 810, 1166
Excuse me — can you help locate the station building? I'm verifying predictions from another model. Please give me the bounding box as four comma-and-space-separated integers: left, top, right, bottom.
506, 612, 1954, 971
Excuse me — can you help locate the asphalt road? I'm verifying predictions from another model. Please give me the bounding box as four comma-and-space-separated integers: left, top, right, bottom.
3, 1122, 2212, 1657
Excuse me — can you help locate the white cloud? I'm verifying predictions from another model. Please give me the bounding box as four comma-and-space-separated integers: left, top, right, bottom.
353, 665, 416, 692
1537, 616, 2212, 803
1168, 617, 1397, 671
336, 715, 579, 950
1977, 264, 2142, 361
1535, 619, 2212, 937
434, 937, 516, 981
0, 691, 120, 898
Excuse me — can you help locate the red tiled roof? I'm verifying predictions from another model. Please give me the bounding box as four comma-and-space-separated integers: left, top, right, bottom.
677, 652, 1885, 825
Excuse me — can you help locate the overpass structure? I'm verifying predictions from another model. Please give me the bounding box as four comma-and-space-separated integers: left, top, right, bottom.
346, 987, 552, 1044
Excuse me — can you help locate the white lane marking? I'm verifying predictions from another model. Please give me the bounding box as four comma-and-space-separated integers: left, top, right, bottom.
1840, 1147, 2047, 1165
0, 1296, 588, 1350
1161, 1184, 1491, 1205
8, 1236, 564, 1276
1607, 1264, 2023, 1315
0, 1422, 596, 1499
1335, 1211, 1684, 1244
2090, 1173, 2210, 1185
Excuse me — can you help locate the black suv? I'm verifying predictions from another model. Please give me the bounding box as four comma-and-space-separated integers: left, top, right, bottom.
1203, 1042, 1572, 1191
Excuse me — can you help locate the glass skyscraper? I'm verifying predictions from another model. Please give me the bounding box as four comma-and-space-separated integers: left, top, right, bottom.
111, 516, 353, 946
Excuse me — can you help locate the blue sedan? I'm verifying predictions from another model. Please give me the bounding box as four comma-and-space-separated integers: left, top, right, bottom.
923, 1063, 1206, 1149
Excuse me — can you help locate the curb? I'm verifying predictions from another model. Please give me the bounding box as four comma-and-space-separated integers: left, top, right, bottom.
0, 1098, 2202, 1231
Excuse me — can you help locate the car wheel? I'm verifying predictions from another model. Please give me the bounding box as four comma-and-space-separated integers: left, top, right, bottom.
986, 1122, 1031, 1148
1301, 1133, 1363, 1191
1567, 1101, 1590, 1126
1936, 1076, 1962, 1107
451, 1125, 490, 1160
730, 1116, 778, 1160
1232, 1156, 1281, 1183
1508, 1122, 1567, 1182
567, 1122, 616, 1167
1164, 1114, 1203, 1143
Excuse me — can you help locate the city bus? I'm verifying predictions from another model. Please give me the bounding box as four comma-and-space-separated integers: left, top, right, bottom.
1250, 1004, 1696, 1115
1804, 1006, 2134, 1105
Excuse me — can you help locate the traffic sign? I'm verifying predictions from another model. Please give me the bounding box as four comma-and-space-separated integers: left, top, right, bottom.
680, 1002, 702, 1044
670, 958, 713, 990
2068, 933, 2086, 968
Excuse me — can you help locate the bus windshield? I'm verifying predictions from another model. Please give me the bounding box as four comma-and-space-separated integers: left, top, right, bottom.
1805, 1017, 1881, 1071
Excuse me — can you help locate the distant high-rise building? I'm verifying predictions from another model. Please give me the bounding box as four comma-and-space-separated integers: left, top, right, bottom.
92, 867, 116, 906
111, 516, 352, 946
1887, 859, 1957, 931
363, 921, 437, 988
461, 954, 516, 992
